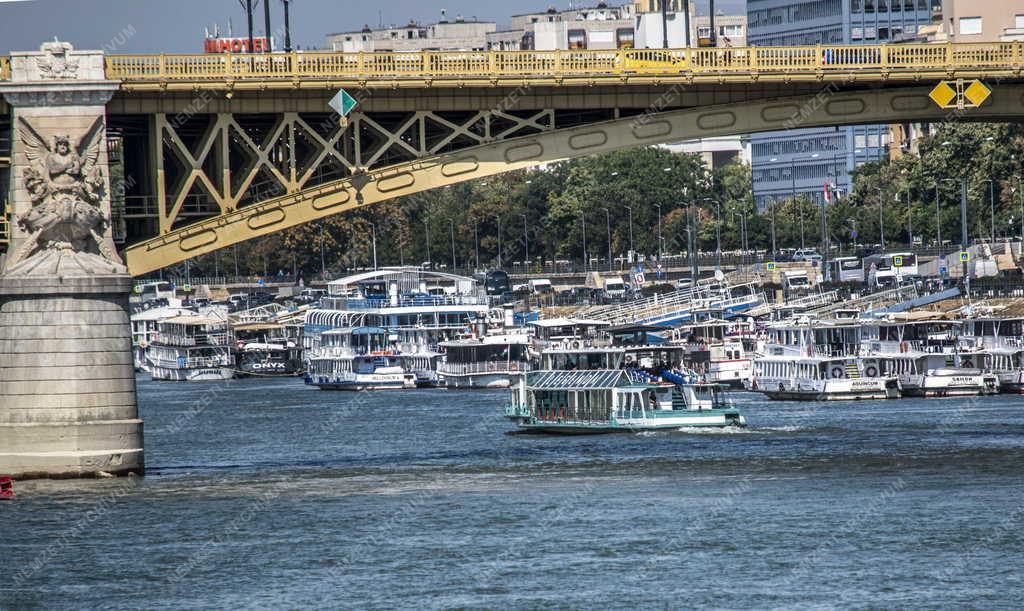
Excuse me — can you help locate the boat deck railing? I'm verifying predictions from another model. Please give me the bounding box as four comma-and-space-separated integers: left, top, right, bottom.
439, 361, 532, 376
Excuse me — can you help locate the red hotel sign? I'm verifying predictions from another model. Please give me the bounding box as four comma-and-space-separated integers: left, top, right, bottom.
204, 37, 271, 53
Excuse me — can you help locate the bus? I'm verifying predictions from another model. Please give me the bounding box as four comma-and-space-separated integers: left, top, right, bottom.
484, 269, 511, 296
865, 252, 918, 286
832, 257, 865, 283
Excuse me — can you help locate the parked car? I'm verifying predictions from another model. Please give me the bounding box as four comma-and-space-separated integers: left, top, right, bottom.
792, 249, 823, 262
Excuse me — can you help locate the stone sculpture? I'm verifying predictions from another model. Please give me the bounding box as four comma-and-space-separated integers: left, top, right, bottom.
4, 116, 125, 275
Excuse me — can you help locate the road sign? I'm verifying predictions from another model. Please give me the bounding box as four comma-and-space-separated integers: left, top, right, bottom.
329, 89, 359, 117
960, 251, 971, 263
633, 272, 646, 286
929, 79, 991, 110
928, 81, 957, 108
963, 80, 992, 107
766, 262, 776, 271
258, 278, 265, 286
851, 230, 858, 239
940, 266, 948, 276
893, 255, 903, 267
183, 283, 192, 292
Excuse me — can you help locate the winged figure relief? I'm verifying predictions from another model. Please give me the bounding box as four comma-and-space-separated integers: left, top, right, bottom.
5, 116, 122, 272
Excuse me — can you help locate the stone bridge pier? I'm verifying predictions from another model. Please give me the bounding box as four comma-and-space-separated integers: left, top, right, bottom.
0, 42, 143, 478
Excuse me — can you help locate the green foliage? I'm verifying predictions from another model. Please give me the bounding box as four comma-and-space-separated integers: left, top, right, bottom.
179, 122, 1024, 277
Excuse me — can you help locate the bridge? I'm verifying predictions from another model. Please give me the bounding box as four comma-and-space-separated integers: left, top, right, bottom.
1, 40, 1023, 479
4, 42, 1023, 276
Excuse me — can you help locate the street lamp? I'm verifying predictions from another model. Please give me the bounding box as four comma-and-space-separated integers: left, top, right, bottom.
424, 217, 431, 267
983, 178, 996, 243
369, 222, 378, 270
496, 216, 502, 268
1015, 175, 1024, 241
942, 177, 970, 291
281, 0, 292, 52
877, 187, 885, 251
519, 213, 529, 271
654, 203, 663, 263
624, 205, 634, 261
450, 220, 457, 271
791, 153, 820, 250
473, 220, 480, 271
581, 210, 588, 272
602, 207, 612, 272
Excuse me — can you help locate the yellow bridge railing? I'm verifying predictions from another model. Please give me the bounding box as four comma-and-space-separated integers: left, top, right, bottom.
96, 42, 1024, 88
0, 56, 9, 81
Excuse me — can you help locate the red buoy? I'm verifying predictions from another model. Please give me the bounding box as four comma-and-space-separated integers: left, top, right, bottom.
0, 476, 14, 500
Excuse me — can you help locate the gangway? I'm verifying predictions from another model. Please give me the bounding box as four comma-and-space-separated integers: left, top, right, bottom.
809, 284, 920, 317
581, 283, 763, 327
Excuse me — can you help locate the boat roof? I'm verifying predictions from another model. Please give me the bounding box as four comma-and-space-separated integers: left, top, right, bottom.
606, 323, 662, 334
527, 369, 626, 390
233, 322, 285, 332
529, 317, 611, 328
160, 316, 225, 326
131, 306, 194, 322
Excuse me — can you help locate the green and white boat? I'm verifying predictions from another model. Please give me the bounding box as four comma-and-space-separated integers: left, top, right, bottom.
504, 369, 746, 434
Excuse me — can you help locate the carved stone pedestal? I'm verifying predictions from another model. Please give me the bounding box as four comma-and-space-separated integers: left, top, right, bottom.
0, 274, 144, 478
0, 41, 144, 478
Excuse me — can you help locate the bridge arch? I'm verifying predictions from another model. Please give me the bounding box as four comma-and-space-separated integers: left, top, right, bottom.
123, 84, 1024, 276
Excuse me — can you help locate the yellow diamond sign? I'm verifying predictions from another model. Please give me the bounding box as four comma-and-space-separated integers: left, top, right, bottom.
963, 80, 992, 107
929, 81, 957, 108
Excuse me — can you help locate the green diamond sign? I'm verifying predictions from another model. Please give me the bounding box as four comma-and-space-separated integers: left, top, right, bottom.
329, 89, 359, 117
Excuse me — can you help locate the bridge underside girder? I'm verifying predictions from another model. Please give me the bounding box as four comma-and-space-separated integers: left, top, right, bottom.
121, 83, 1024, 276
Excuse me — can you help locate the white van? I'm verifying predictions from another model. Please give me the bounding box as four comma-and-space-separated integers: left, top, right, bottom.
603, 276, 628, 300
529, 278, 554, 294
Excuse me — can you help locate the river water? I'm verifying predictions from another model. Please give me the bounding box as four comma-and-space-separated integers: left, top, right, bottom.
3, 377, 1024, 609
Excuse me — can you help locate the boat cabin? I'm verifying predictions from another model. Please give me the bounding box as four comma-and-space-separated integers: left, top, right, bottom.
510, 369, 726, 425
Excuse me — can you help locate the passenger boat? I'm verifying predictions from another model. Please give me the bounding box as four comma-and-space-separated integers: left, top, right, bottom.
146, 316, 234, 381
303, 268, 491, 387
233, 322, 304, 377
965, 316, 1024, 394
749, 355, 901, 400
129, 305, 193, 372
859, 318, 999, 397
437, 335, 533, 388
668, 313, 757, 389
748, 320, 900, 400
0, 476, 14, 500
305, 327, 414, 390
504, 369, 745, 434
401, 351, 444, 387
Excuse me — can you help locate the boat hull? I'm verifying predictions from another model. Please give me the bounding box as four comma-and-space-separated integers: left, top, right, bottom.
997, 371, 1024, 394
900, 373, 1000, 397
442, 372, 513, 389
151, 366, 234, 382
508, 411, 746, 434
749, 378, 900, 401
304, 374, 411, 391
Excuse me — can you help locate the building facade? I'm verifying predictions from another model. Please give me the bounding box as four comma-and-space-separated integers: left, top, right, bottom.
747, 0, 939, 211
935, 0, 1024, 41
488, 4, 636, 51
327, 17, 495, 53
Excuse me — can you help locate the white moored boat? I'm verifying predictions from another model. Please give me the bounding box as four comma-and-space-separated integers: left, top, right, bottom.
438, 335, 533, 389
748, 319, 900, 401
859, 318, 999, 397
306, 327, 414, 390
146, 316, 234, 382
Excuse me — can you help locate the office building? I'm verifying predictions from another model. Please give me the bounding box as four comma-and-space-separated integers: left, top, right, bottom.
747, 0, 938, 211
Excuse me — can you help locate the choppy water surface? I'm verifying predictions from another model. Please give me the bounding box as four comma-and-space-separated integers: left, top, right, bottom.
3, 377, 1024, 609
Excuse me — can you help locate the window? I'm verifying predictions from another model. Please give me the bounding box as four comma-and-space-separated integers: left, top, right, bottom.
959, 17, 982, 35
721, 25, 743, 36
1016, 15, 1024, 29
